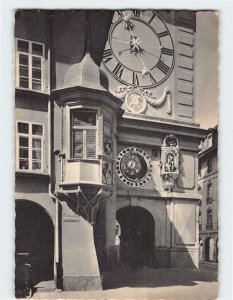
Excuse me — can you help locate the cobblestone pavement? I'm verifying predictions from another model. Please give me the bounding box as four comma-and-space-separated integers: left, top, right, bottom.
32, 262, 218, 300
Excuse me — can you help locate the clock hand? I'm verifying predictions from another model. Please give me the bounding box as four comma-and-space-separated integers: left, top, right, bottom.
143, 49, 161, 59
112, 36, 130, 44
118, 48, 130, 56
138, 52, 151, 76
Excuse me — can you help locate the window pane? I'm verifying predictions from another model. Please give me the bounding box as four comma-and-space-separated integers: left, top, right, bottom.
32, 81, 41, 91
18, 40, 29, 53
19, 54, 29, 65
32, 161, 41, 170
32, 57, 41, 68
18, 122, 29, 134
32, 150, 41, 160
19, 148, 28, 159
32, 124, 43, 135
19, 160, 29, 170
73, 130, 83, 158
32, 43, 43, 56
19, 66, 29, 77
32, 68, 41, 79
32, 138, 41, 148
86, 130, 96, 158
72, 111, 96, 127
19, 136, 28, 147
19, 78, 29, 88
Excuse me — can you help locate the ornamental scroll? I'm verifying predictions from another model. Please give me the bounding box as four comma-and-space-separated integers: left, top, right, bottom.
159, 134, 180, 192
114, 85, 172, 114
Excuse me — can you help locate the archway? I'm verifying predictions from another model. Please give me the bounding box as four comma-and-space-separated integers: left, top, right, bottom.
205, 237, 214, 261
116, 206, 155, 266
15, 200, 54, 290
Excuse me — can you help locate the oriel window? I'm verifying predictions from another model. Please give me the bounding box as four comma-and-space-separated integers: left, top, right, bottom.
71, 109, 97, 159
16, 39, 44, 92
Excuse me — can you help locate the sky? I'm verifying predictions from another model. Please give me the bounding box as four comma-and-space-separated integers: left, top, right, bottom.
196, 11, 219, 129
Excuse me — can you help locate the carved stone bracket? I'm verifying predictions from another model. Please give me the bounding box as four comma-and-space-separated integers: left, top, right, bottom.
159, 134, 180, 192
55, 185, 112, 225
114, 85, 172, 114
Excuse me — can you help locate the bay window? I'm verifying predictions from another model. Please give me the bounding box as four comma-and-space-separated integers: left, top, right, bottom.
16, 121, 44, 171
71, 109, 97, 159
16, 39, 44, 92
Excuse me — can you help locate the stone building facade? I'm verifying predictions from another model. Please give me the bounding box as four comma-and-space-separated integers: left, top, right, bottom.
15, 10, 208, 295
198, 126, 218, 262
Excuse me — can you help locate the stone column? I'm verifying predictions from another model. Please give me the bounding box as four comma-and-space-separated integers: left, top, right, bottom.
105, 192, 118, 269
61, 201, 102, 291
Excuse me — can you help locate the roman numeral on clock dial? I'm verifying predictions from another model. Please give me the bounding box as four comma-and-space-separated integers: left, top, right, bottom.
132, 10, 140, 18
156, 60, 170, 74
113, 63, 124, 79
161, 48, 173, 56
148, 11, 157, 24
132, 72, 139, 85
158, 31, 169, 38
102, 48, 114, 64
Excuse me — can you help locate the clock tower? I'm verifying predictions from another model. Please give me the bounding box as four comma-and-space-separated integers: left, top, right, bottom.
98, 10, 207, 270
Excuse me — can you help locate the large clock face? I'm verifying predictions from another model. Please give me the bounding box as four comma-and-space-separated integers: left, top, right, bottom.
102, 10, 174, 88
116, 147, 153, 187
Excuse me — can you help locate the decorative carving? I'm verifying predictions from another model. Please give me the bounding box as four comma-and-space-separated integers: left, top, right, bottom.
56, 185, 112, 225
159, 134, 180, 192
114, 85, 171, 114
102, 160, 113, 186
103, 136, 112, 156
103, 121, 113, 156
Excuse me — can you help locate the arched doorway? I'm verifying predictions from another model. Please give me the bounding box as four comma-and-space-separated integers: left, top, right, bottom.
205, 237, 214, 261
15, 200, 54, 290
117, 206, 155, 266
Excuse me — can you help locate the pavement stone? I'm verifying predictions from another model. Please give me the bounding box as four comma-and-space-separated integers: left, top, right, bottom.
32, 263, 218, 300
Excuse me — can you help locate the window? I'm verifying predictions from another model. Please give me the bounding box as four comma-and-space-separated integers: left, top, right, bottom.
16, 122, 44, 171
206, 208, 213, 230
71, 109, 97, 159
206, 182, 213, 203
207, 158, 212, 173
16, 39, 44, 91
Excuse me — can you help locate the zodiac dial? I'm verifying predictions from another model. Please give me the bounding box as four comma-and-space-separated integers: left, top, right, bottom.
116, 147, 153, 187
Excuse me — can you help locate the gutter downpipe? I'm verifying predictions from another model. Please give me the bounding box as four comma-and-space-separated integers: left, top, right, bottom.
47, 11, 60, 291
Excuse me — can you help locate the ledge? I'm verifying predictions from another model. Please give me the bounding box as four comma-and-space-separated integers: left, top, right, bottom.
15, 88, 49, 99
15, 171, 50, 182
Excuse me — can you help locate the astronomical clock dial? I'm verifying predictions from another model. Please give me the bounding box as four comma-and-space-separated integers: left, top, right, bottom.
116, 147, 153, 187
102, 10, 174, 88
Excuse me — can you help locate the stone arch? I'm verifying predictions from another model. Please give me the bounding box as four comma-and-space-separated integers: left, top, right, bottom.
15, 199, 55, 290
116, 205, 155, 266
116, 198, 161, 247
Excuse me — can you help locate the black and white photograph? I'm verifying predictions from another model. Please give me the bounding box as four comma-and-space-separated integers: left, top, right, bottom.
1, 3, 233, 299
